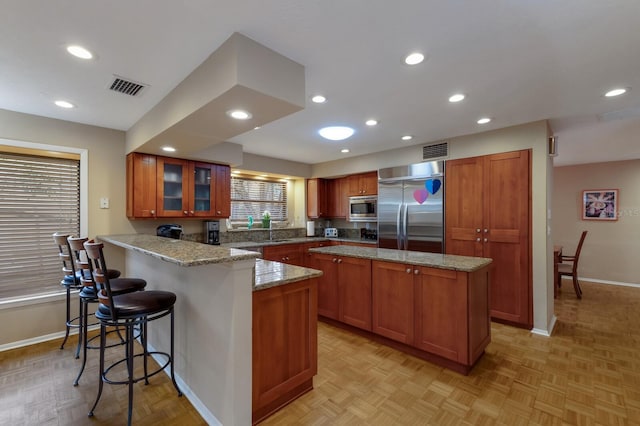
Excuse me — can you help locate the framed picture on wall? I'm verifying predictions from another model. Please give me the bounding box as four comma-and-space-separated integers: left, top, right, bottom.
582, 189, 618, 221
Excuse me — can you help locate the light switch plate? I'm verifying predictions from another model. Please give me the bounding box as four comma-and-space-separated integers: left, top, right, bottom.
100, 197, 109, 209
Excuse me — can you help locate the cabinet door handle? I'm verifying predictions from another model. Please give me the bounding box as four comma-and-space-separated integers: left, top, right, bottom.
190, 210, 194, 215
216, 210, 221, 215
476, 237, 481, 242
414, 269, 419, 275
484, 229, 489, 233
337, 259, 343, 264
406, 268, 412, 274
151, 210, 155, 216
476, 228, 481, 233
332, 258, 337, 263
484, 238, 488, 242
183, 211, 188, 215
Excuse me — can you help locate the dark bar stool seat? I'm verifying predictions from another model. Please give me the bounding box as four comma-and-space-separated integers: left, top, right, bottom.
67, 236, 147, 386
83, 240, 182, 426
52, 232, 121, 357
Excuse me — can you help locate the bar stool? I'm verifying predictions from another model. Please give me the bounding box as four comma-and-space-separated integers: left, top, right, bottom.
53, 232, 121, 357
83, 240, 182, 426
67, 236, 147, 386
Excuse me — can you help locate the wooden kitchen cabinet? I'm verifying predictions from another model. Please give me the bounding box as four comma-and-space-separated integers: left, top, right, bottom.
306, 178, 327, 219
372, 261, 414, 344
445, 149, 531, 328
126, 153, 230, 219
348, 171, 378, 196
307, 252, 371, 330
252, 278, 317, 424
262, 244, 304, 267
126, 152, 157, 218
326, 177, 348, 218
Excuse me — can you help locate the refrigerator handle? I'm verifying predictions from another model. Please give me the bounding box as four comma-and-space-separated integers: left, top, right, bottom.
396, 203, 403, 249
402, 203, 409, 250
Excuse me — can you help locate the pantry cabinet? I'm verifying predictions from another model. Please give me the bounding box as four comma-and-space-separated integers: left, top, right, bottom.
126, 153, 230, 219
445, 149, 531, 328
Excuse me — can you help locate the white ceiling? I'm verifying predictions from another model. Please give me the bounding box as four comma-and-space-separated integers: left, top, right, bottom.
1, 1, 639, 166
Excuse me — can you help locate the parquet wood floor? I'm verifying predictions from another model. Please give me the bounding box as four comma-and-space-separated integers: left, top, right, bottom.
1, 280, 640, 425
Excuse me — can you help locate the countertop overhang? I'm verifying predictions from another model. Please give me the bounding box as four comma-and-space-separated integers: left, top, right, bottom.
309, 245, 492, 272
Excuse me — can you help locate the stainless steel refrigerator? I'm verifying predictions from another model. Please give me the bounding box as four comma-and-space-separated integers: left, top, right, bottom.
377, 161, 445, 253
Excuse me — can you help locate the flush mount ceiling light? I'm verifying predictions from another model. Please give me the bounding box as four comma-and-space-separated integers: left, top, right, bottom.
227, 109, 252, 120
605, 88, 628, 97
401, 135, 413, 141
66, 45, 93, 59
365, 119, 378, 126
318, 126, 354, 141
477, 117, 492, 124
162, 146, 176, 152
404, 52, 424, 65
54, 100, 75, 109
341, 148, 350, 153
311, 95, 326, 103
449, 93, 465, 103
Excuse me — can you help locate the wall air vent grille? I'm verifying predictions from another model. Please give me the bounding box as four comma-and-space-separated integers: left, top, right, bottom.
108, 76, 147, 97
422, 142, 448, 160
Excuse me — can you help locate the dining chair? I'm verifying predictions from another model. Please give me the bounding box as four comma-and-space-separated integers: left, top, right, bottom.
557, 230, 588, 299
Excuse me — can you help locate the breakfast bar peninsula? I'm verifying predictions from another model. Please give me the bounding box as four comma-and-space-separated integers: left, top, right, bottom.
98, 234, 322, 426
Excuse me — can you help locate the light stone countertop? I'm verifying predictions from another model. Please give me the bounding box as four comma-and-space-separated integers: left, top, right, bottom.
98, 234, 323, 291
253, 259, 323, 291
98, 234, 261, 267
309, 245, 492, 272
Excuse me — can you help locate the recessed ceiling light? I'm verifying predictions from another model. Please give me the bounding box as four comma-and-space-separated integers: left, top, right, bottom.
401, 135, 413, 141
54, 100, 75, 109
477, 117, 491, 124
66, 45, 93, 59
365, 119, 378, 126
341, 148, 350, 153
318, 126, 355, 141
605, 88, 628, 97
449, 93, 465, 103
162, 146, 176, 152
227, 109, 252, 120
311, 95, 326, 103
404, 53, 424, 65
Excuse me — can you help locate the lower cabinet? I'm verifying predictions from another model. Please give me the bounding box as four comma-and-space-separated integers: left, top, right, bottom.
252, 278, 318, 424
307, 252, 372, 330
262, 244, 304, 266
372, 261, 415, 344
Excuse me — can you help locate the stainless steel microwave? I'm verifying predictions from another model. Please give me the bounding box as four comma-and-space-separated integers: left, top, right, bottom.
348, 195, 377, 222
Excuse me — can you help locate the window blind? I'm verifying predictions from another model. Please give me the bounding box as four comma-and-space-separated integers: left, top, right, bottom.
0, 152, 80, 300
230, 177, 287, 222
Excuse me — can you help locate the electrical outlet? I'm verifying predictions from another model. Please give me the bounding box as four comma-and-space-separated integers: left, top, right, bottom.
100, 197, 109, 209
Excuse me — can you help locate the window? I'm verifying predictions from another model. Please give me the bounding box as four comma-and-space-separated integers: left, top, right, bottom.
230, 177, 287, 223
0, 151, 80, 300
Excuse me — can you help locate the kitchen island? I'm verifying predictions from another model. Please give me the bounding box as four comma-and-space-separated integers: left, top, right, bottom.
308, 245, 492, 374
98, 234, 322, 426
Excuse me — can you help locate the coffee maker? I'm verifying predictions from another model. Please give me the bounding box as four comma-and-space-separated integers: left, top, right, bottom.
204, 220, 220, 245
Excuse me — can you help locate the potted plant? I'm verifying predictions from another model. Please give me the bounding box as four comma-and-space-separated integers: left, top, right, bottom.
261, 211, 271, 229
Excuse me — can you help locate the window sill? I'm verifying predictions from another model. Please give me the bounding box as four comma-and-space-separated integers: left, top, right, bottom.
0, 290, 73, 311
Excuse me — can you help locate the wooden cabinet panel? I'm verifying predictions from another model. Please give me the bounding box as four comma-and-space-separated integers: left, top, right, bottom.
306, 178, 327, 219
326, 177, 347, 218
263, 244, 304, 267
211, 164, 231, 217
372, 261, 414, 344
126, 153, 157, 218
252, 278, 317, 424
307, 252, 339, 319
347, 171, 378, 196
338, 256, 372, 331
445, 149, 531, 328
414, 267, 468, 363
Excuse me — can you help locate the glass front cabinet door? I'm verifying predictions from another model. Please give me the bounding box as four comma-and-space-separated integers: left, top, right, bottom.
156, 157, 190, 217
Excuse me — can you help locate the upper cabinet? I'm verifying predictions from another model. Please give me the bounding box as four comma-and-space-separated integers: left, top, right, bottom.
306, 178, 327, 219
127, 153, 230, 219
347, 171, 378, 196
326, 177, 348, 218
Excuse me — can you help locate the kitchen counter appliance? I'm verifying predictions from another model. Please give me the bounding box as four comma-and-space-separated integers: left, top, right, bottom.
156, 224, 183, 239
348, 195, 377, 222
204, 220, 220, 245
324, 227, 338, 238
377, 160, 444, 253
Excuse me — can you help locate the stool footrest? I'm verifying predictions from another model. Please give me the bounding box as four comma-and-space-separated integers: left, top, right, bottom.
102, 351, 171, 386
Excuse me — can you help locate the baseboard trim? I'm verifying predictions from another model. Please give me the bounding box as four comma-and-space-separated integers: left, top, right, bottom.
571, 276, 640, 289
531, 314, 557, 337
0, 324, 100, 353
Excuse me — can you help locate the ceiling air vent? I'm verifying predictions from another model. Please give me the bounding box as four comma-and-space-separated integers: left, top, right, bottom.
422, 142, 448, 160
108, 76, 148, 97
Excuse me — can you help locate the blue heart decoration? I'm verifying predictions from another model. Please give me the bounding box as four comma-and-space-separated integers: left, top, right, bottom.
425, 179, 441, 195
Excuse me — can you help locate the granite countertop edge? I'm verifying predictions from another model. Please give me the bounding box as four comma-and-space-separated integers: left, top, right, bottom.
253, 259, 323, 292
98, 234, 261, 267
308, 245, 492, 272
